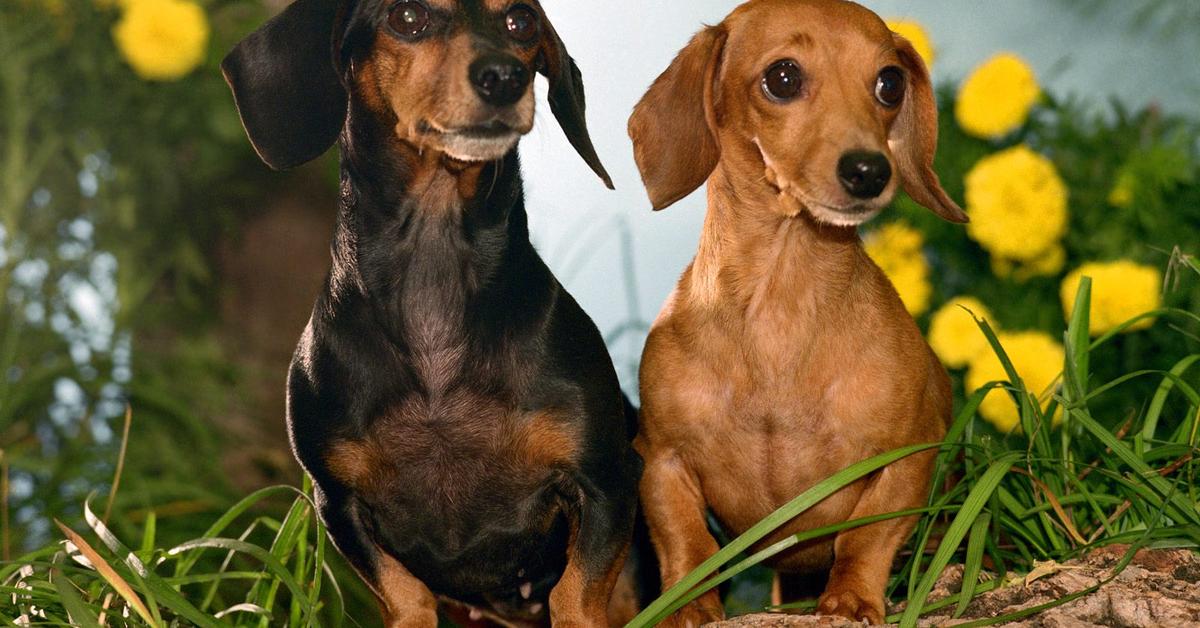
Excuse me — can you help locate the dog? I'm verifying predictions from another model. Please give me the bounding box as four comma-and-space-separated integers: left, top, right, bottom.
221, 1, 643, 625
627, 0, 968, 624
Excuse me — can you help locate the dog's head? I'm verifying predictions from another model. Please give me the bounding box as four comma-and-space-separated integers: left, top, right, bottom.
628, 0, 965, 226
223, 0, 611, 187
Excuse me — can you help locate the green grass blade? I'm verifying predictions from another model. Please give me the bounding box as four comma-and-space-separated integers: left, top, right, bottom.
167, 538, 316, 619
899, 452, 1021, 628
907, 385, 997, 598
81, 501, 219, 628
1065, 277, 1092, 401
309, 516, 338, 628
174, 485, 307, 578
215, 602, 272, 620
661, 506, 947, 618
250, 496, 310, 623
1072, 409, 1200, 526
1089, 307, 1200, 350
976, 318, 1056, 455
55, 520, 157, 627
1080, 370, 1200, 407
140, 511, 157, 556
954, 513, 991, 619
1141, 355, 1200, 449
51, 555, 102, 628
320, 560, 347, 628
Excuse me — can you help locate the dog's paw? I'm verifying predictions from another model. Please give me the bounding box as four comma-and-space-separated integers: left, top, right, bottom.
661, 600, 725, 628
816, 587, 884, 625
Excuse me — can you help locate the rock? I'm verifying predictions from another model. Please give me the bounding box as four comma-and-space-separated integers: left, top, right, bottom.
711, 546, 1200, 628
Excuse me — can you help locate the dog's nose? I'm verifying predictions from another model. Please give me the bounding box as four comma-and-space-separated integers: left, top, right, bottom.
470, 54, 531, 107
837, 151, 892, 199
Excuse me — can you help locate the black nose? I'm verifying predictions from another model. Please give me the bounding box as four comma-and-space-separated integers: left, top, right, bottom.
469, 54, 531, 107
837, 151, 892, 199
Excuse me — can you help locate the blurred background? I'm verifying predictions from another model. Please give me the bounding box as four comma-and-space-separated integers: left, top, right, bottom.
1, 0, 1197, 621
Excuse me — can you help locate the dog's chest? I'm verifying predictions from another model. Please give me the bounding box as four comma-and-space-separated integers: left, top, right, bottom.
330, 388, 577, 503
656, 328, 874, 518
325, 391, 578, 591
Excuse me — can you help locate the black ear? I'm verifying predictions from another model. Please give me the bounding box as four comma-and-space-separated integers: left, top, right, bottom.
222, 0, 348, 171
538, 16, 614, 190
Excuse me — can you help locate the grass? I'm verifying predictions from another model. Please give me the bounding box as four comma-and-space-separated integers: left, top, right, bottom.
1, 478, 350, 626
3, 261, 1198, 627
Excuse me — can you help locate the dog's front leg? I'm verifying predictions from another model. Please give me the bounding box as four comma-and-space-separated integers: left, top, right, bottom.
638, 448, 724, 628
317, 491, 439, 628
549, 468, 639, 628
814, 448, 937, 625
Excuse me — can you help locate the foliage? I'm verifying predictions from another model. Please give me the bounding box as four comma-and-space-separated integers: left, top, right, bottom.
0, 477, 370, 626
0, 0, 286, 552
872, 66, 1200, 437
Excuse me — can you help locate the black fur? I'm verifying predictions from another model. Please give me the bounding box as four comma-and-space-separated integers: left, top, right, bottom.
224, 0, 640, 623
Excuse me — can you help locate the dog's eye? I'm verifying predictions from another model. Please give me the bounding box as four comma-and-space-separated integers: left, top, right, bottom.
506, 4, 539, 43
875, 66, 906, 107
389, 0, 431, 39
762, 60, 804, 102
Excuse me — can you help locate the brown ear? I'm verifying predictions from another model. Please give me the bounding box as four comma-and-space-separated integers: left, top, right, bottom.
628, 26, 727, 211
889, 35, 969, 223
539, 15, 614, 190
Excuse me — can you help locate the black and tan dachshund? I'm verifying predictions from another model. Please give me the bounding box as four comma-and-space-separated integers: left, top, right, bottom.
222, 0, 642, 625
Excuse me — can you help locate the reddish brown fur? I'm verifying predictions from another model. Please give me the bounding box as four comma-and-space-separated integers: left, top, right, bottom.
326, 405, 580, 495
359, 28, 536, 160
326, 439, 387, 491
629, 0, 964, 625
373, 545, 441, 626
512, 412, 581, 468
549, 519, 633, 628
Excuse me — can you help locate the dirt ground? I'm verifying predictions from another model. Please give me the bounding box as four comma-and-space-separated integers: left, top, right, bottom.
713, 546, 1200, 627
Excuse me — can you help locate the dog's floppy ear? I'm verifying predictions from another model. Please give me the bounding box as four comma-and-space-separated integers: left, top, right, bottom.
539, 16, 613, 190
222, 0, 348, 171
889, 34, 968, 224
628, 26, 727, 211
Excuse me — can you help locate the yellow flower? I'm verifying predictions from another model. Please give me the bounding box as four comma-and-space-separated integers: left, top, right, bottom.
956, 53, 1040, 139
928, 296, 994, 369
1108, 171, 1136, 208
966, 331, 1065, 433
991, 243, 1066, 282
113, 0, 210, 81
864, 222, 932, 317
887, 19, 935, 68
965, 146, 1069, 269
1061, 261, 1162, 336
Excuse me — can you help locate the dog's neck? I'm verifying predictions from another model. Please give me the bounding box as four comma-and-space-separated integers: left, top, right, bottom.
689, 148, 864, 321
328, 101, 532, 320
